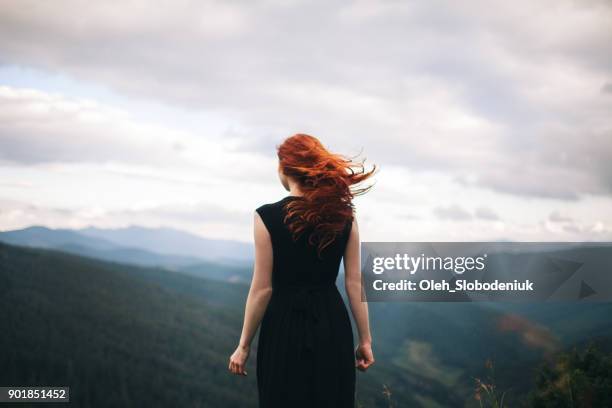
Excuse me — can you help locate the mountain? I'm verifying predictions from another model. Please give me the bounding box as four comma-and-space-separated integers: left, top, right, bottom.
0, 226, 253, 280
180, 260, 252, 283
0, 240, 253, 408
78, 225, 253, 264
0, 226, 205, 268
2, 241, 611, 407
0, 225, 119, 251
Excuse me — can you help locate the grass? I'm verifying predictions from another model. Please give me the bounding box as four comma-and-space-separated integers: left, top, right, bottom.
473, 359, 508, 408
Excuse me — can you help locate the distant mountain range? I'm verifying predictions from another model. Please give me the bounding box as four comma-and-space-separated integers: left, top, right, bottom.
78, 225, 253, 263
0, 225, 254, 282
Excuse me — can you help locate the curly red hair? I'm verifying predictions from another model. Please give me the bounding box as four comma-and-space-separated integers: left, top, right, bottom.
277, 133, 377, 257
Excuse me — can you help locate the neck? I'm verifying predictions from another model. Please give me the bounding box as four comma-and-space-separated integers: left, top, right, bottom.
288, 183, 304, 197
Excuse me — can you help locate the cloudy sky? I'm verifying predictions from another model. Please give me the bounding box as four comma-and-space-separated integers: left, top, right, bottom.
1, 0, 611, 243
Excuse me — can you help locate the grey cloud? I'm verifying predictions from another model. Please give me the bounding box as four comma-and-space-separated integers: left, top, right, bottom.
0, 87, 275, 186
549, 210, 573, 223
0, 87, 180, 166
602, 82, 612, 94
434, 205, 500, 222
1, 1, 611, 200
562, 224, 581, 234
0, 198, 250, 232
474, 207, 500, 221
399, 213, 420, 221
433, 204, 472, 221
0, 199, 78, 222
105, 202, 248, 225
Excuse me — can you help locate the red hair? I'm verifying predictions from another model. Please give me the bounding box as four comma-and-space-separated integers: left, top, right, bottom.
277, 133, 377, 257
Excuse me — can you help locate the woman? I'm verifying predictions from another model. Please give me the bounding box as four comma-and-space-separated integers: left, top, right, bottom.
228, 133, 377, 407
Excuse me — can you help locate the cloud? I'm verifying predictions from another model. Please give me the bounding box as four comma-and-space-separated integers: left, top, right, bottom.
0, 86, 278, 185
540, 213, 611, 239
0, 86, 179, 165
433, 204, 472, 221
549, 210, 573, 223
562, 224, 581, 234
400, 214, 420, 220
434, 204, 500, 222
433, 204, 499, 221
474, 207, 500, 221
1, 0, 611, 200
566, 221, 612, 236
0, 198, 253, 240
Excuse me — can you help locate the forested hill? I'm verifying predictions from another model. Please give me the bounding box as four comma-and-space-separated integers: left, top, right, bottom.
1, 241, 421, 407
0, 241, 254, 407
2, 241, 612, 407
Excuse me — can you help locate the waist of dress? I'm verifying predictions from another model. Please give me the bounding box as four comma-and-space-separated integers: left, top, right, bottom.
273, 282, 337, 291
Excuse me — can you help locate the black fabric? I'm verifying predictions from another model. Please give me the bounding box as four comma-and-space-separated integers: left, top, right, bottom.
255, 195, 355, 408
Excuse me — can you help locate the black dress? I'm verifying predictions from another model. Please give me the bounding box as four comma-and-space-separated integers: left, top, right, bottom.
255, 195, 355, 408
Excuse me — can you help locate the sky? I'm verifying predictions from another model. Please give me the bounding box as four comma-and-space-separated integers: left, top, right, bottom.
0, 0, 611, 243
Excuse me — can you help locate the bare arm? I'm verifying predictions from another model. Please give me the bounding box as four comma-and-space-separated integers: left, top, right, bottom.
229, 211, 273, 376
344, 217, 375, 371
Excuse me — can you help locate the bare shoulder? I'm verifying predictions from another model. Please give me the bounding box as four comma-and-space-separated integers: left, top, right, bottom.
253, 209, 271, 240
345, 215, 360, 251
350, 214, 359, 237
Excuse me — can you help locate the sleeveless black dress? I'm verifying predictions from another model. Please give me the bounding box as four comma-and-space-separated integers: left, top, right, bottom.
255, 195, 355, 408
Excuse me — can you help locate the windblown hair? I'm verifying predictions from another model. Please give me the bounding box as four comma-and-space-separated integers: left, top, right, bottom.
277, 133, 377, 258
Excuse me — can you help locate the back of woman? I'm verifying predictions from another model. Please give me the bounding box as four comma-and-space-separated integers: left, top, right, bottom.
255, 195, 352, 286
229, 133, 377, 408
256, 195, 354, 407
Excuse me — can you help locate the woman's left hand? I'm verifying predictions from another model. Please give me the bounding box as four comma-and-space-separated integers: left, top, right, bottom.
228, 345, 250, 376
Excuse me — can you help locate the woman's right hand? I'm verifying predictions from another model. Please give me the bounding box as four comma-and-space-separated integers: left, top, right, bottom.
355, 342, 375, 372
228, 344, 250, 376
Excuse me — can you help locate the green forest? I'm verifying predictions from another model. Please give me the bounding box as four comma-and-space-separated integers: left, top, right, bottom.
1, 241, 611, 407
